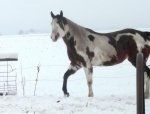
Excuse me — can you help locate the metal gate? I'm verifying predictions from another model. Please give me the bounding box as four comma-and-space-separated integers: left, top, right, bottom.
0, 53, 18, 95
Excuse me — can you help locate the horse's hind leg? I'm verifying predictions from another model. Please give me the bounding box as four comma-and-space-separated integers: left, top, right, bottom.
62, 64, 81, 97
144, 66, 150, 98
128, 57, 150, 99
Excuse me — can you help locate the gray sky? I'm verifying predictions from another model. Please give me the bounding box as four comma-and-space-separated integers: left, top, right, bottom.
0, 0, 150, 35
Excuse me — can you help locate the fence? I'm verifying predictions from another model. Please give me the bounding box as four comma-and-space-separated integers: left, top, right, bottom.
0, 53, 18, 95
136, 52, 145, 114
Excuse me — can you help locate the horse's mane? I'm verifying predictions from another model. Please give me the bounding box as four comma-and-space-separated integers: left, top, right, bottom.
64, 16, 106, 37
64, 17, 87, 38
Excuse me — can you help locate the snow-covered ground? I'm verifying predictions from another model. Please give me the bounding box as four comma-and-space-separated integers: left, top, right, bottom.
0, 95, 149, 114
0, 31, 150, 114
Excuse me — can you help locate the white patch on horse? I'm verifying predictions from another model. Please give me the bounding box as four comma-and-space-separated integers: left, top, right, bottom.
69, 64, 80, 71
75, 34, 117, 66
145, 40, 150, 47
51, 17, 65, 41
90, 35, 117, 65
132, 33, 145, 52
116, 33, 145, 52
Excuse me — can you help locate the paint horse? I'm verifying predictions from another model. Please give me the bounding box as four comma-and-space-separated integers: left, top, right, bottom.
50, 11, 150, 98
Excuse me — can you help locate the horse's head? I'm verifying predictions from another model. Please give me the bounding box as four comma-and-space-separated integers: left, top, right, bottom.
50, 11, 67, 42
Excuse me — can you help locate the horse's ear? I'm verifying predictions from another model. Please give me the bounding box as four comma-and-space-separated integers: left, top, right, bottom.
51, 11, 55, 18
60, 10, 63, 17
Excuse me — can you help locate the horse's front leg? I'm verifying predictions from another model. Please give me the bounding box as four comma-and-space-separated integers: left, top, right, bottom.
62, 64, 81, 97
84, 66, 94, 97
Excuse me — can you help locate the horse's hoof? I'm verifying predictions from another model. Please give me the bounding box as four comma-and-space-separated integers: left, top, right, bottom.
88, 93, 94, 97
88, 95, 94, 97
64, 93, 70, 97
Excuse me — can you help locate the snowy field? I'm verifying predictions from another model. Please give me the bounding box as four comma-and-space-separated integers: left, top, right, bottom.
0, 31, 150, 114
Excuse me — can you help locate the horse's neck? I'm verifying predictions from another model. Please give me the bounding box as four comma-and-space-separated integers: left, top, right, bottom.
65, 18, 86, 39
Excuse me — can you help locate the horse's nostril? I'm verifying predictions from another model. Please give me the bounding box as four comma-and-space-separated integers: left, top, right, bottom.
56, 33, 60, 38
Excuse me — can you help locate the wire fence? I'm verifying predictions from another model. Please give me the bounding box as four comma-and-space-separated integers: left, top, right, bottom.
0, 62, 17, 95
17, 64, 136, 82
0, 60, 137, 96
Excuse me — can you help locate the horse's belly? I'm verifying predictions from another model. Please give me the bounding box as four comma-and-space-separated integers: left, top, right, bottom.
90, 45, 117, 66
91, 51, 128, 66
91, 53, 115, 66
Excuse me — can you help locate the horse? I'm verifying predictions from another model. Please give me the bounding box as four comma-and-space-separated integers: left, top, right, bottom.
50, 11, 150, 98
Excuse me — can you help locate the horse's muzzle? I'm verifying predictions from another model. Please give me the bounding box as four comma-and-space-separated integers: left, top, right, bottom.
51, 33, 60, 42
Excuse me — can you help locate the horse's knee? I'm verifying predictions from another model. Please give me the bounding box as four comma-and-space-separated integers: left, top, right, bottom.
63, 69, 75, 84
64, 69, 75, 78
88, 80, 93, 86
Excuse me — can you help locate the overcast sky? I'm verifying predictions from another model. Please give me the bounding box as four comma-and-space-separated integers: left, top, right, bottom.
0, 0, 150, 35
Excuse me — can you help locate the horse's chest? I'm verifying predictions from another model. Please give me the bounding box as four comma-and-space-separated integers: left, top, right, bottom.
67, 44, 86, 66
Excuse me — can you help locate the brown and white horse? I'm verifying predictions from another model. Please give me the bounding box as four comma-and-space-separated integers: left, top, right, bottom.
50, 11, 150, 98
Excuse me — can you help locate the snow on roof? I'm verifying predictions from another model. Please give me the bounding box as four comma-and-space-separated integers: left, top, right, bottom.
0, 53, 18, 61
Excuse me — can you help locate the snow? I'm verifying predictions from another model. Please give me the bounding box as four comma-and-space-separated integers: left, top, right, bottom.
0, 53, 18, 61
0, 33, 150, 114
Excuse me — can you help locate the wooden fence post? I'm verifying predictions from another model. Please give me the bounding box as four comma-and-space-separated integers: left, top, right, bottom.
136, 52, 145, 114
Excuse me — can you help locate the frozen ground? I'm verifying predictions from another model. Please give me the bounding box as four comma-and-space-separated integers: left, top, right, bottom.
0, 31, 150, 114
0, 95, 149, 114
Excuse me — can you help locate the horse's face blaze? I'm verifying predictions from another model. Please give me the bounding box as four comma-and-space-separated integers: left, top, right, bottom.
51, 13, 65, 42
51, 18, 61, 41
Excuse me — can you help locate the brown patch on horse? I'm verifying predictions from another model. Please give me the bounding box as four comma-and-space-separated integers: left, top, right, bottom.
142, 45, 150, 63
103, 35, 138, 66
86, 47, 94, 61
103, 56, 117, 66
88, 35, 95, 41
